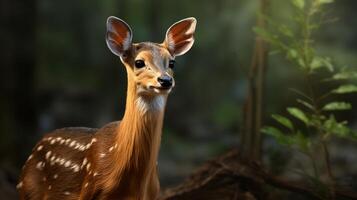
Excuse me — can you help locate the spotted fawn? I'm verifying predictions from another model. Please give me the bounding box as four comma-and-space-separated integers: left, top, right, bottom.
17, 16, 197, 200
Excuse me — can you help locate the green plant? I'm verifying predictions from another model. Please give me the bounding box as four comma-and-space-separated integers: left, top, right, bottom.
255, 0, 357, 198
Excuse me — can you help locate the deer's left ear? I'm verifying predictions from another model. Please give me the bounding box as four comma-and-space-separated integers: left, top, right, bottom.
163, 17, 197, 57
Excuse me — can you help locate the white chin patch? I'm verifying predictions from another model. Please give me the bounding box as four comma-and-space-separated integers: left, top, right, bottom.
154, 88, 161, 93
154, 88, 172, 94
135, 96, 166, 114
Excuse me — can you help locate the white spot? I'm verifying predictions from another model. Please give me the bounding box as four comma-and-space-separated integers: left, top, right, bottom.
48, 185, 52, 190
45, 151, 52, 159
60, 139, 65, 144
93, 172, 98, 176
60, 158, 65, 165
37, 145, 43, 151
47, 137, 53, 141
109, 146, 114, 152
64, 160, 71, 167
85, 143, 91, 150
16, 181, 23, 189
64, 191, 70, 195
99, 153, 106, 158
72, 165, 80, 172
36, 162, 44, 170
84, 182, 89, 188
50, 139, 55, 144
43, 177, 46, 182
114, 143, 118, 148
86, 163, 91, 171
88, 171, 92, 175
91, 138, 97, 143
82, 158, 88, 166
50, 156, 56, 162
69, 141, 76, 147
27, 154, 33, 161
65, 139, 71, 145
53, 174, 58, 179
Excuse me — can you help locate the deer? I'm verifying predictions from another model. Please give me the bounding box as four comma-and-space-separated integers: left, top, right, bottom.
17, 16, 196, 200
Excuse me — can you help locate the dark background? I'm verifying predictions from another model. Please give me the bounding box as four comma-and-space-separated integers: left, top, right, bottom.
0, 0, 356, 199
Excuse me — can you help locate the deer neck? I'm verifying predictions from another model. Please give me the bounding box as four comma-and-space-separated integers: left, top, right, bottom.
113, 72, 166, 180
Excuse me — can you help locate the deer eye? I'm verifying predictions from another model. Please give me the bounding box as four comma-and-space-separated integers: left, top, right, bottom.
134, 60, 145, 68
168, 60, 175, 69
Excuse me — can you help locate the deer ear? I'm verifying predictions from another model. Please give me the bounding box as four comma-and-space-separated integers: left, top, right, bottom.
106, 16, 133, 57
163, 17, 197, 57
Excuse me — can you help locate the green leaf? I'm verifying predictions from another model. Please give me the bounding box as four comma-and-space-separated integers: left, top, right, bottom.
287, 49, 298, 60
278, 25, 294, 37
272, 114, 294, 130
310, 57, 334, 72
322, 58, 334, 71
332, 84, 357, 94
297, 99, 314, 111
263, 127, 312, 150
310, 57, 324, 70
332, 71, 357, 80
292, 0, 305, 9
298, 58, 306, 69
323, 102, 352, 111
287, 107, 309, 125
262, 126, 293, 146
262, 126, 282, 137
323, 115, 354, 139
309, 114, 326, 127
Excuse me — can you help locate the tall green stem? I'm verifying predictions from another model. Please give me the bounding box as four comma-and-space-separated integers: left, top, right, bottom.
301, 3, 336, 199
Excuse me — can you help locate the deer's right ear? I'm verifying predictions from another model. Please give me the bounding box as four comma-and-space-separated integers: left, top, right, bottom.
106, 16, 133, 57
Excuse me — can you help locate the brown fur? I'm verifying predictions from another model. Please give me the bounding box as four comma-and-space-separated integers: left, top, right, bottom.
18, 45, 167, 200
17, 16, 196, 200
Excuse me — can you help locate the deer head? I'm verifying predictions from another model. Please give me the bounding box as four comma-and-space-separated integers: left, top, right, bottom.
106, 17, 197, 100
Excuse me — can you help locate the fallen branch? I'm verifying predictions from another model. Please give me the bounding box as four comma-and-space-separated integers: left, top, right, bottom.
159, 150, 357, 200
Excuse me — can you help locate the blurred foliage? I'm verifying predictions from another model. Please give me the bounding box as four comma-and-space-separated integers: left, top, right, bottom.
259, 0, 357, 197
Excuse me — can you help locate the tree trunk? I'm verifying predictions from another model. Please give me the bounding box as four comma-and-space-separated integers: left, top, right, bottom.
240, 0, 269, 162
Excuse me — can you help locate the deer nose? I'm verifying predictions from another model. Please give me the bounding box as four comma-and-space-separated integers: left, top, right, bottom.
157, 76, 173, 88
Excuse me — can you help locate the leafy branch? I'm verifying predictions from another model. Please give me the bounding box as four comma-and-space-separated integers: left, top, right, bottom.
256, 0, 357, 199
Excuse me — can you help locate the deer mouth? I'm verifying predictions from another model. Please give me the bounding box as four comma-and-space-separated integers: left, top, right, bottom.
150, 86, 171, 90
149, 85, 172, 94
